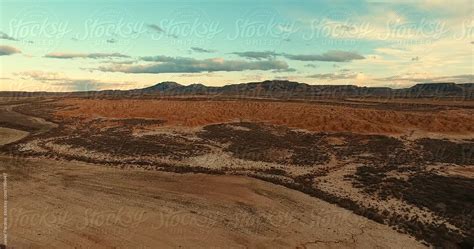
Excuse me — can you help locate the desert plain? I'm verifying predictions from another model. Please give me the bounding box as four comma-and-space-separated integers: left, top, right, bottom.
0, 96, 472, 248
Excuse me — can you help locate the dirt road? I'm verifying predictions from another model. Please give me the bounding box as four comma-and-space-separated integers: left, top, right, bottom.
0, 101, 57, 134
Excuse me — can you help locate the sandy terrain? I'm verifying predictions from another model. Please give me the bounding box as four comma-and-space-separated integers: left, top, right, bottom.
0, 156, 424, 249
1, 98, 472, 248
0, 128, 28, 146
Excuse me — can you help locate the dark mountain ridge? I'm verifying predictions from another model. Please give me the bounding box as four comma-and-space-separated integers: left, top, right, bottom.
1, 80, 473, 100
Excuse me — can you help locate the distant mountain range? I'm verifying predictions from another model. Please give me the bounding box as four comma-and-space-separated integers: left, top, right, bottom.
1, 81, 473, 100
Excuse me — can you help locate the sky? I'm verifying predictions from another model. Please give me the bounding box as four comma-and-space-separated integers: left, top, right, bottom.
0, 0, 473, 92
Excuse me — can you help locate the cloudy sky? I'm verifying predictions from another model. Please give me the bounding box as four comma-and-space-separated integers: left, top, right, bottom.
0, 0, 472, 91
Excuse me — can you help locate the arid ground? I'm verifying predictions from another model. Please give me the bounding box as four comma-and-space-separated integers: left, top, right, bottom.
0, 97, 472, 248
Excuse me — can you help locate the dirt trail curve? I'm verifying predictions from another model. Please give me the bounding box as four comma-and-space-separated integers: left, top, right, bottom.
0, 100, 57, 146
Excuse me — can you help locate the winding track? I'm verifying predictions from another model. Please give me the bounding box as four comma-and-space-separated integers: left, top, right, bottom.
0, 99, 57, 147
0, 102, 56, 133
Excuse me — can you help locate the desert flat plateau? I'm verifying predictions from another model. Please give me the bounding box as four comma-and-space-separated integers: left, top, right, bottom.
0, 94, 472, 249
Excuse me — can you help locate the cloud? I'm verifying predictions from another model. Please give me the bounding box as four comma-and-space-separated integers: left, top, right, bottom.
168, 33, 179, 39
1, 31, 33, 43
190, 47, 216, 53
17, 71, 65, 81
147, 24, 179, 38
307, 73, 356, 80
178, 73, 221, 78
0, 45, 21, 56
304, 64, 318, 68
300, 4, 465, 43
273, 68, 297, 73
232, 50, 365, 62
283, 50, 365, 62
140, 55, 175, 62
97, 57, 289, 74
147, 24, 165, 33
17, 70, 132, 91
307, 69, 358, 80
376, 73, 473, 83
418, 0, 473, 15
273, 76, 290, 80
241, 74, 265, 81
56, 80, 113, 91
231, 51, 280, 60
411, 56, 420, 61
0, 31, 18, 41
44, 52, 130, 59
105, 60, 137, 65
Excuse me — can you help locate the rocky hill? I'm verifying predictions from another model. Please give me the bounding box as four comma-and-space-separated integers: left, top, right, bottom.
1, 80, 472, 100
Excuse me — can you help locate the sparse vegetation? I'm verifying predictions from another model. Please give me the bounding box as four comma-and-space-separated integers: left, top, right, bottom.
1, 98, 473, 249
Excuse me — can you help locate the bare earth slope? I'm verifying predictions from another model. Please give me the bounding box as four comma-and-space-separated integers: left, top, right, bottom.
0, 127, 28, 146
1, 97, 472, 248
0, 156, 424, 249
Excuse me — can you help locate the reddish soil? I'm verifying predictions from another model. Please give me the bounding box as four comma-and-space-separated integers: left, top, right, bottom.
2, 98, 473, 248
55, 99, 474, 134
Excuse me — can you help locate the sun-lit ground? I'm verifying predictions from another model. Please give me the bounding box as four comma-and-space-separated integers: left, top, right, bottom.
0, 97, 473, 248
56, 98, 474, 135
